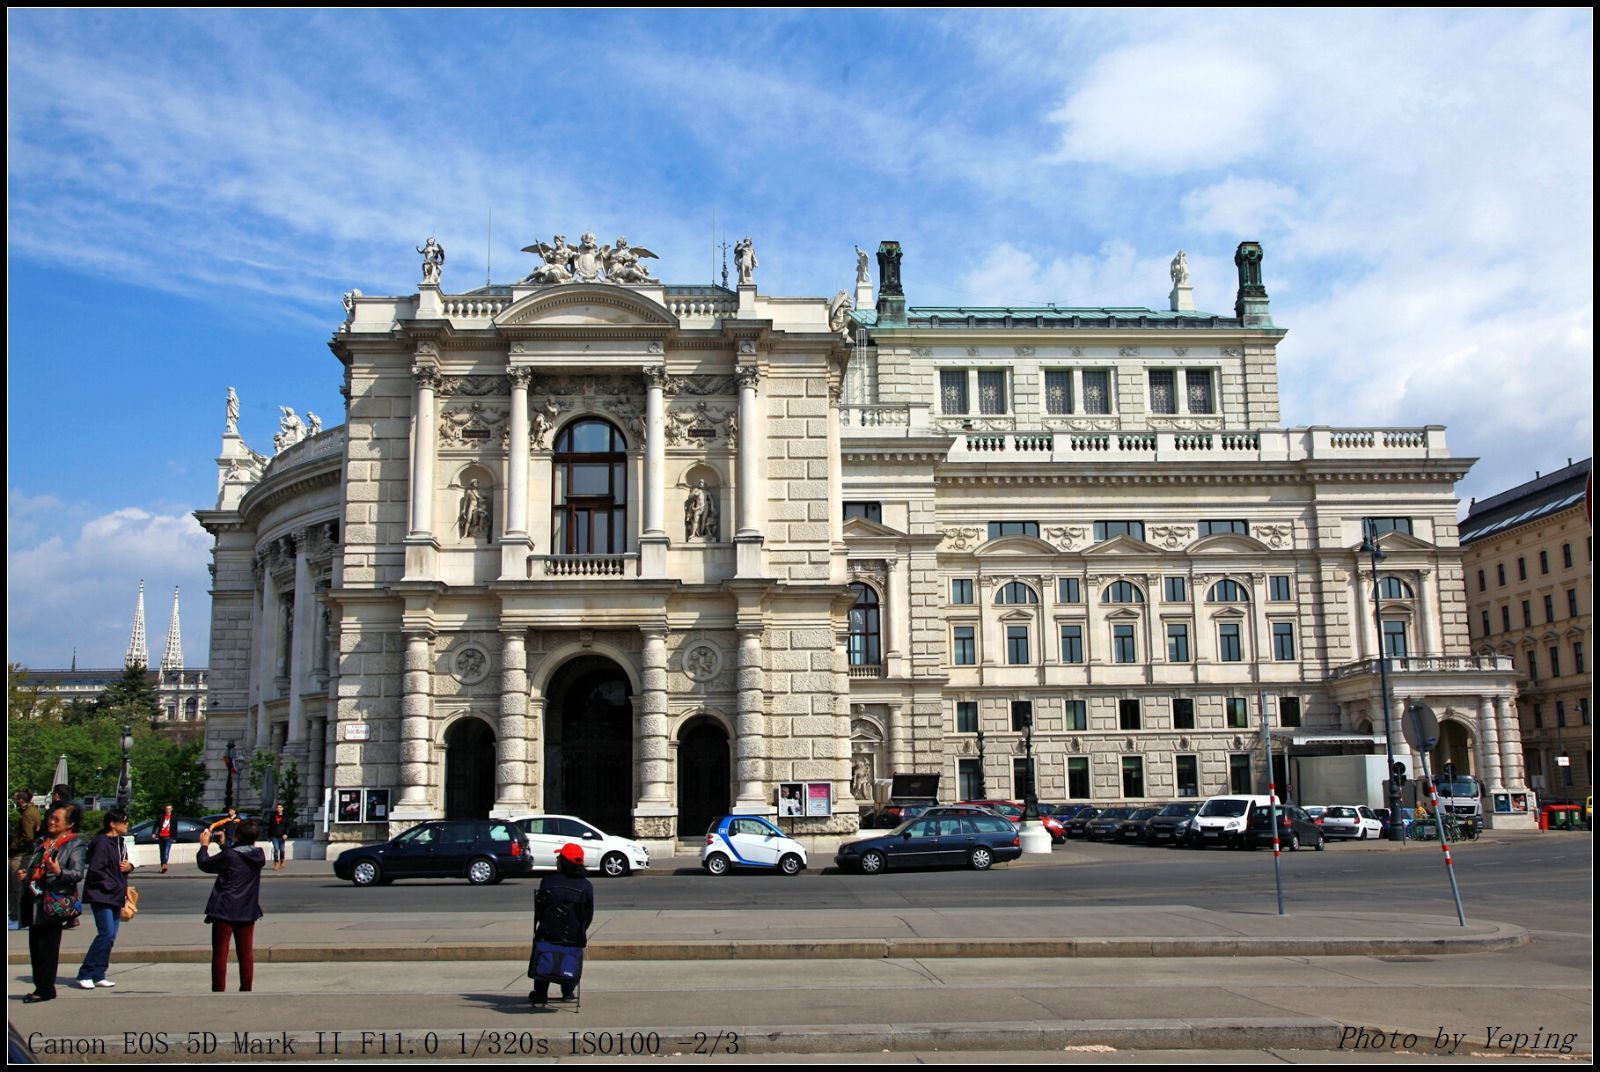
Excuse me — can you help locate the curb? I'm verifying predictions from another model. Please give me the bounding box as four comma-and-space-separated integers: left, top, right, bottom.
7, 927, 1528, 965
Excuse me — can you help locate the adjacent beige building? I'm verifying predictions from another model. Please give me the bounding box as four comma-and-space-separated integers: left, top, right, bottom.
1460, 459, 1592, 805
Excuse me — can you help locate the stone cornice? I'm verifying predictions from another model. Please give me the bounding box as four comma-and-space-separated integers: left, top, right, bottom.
238, 457, 342, 525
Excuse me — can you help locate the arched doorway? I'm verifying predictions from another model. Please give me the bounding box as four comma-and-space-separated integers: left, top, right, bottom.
544, 656, 634, 835
444, 718, 496, 820
1433, 719, 1474, 776
677, 718, 731, 838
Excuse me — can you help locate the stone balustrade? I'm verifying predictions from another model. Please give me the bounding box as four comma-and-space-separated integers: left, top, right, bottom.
848, 664, 885, 679
440, 296, 510, 320
936, 425, 1449, 464
1328, 654, 1514, 681
526, 554, 638, 578
261, 427, 345, 480
666, 288, 739, 322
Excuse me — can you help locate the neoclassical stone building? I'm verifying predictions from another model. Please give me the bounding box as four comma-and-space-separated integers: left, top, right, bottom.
198, 235, 1534, 850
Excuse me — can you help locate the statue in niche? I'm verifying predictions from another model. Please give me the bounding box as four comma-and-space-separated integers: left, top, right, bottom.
417, 236, 445, 285
734, 237, 757, 285
684, 481, 709, 540
852, 757, 874, 803
273, 407, 306, 453
1170, 250, 1190, 287
457, 479, 491, 540
225, 387, 240, 435
854, 245, 870, 284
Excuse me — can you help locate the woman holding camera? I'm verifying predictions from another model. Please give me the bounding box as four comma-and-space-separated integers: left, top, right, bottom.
198, 820, 265, 992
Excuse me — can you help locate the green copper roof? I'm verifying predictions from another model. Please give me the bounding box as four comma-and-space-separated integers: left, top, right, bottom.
852, 306, 1239, 328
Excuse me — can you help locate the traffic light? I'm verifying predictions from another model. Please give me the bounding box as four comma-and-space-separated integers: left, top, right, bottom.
1442, 762, 1456, 781
1391, 761, 1407, 789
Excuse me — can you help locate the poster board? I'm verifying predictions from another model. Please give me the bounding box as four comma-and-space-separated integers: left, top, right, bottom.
335, 789, 363, 824
362, 788, 390, 823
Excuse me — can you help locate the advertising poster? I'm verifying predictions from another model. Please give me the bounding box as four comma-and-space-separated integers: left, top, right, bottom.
335, 789, 363, 824
363, 788, 391, 823
804, 781, 832, 818
777, 783, 803, 817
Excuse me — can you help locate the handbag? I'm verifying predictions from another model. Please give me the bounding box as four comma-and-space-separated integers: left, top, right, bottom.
121, 886, 140, 922
528, 941, 584, 985
38, 887, 81, 922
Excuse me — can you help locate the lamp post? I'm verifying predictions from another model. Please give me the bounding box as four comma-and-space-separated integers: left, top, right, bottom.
1361, 518, 1405, 841
1016, 708, 1050, 854
975, 729, 987, 800
224, 740, 237, 811
117, 723, 133, 813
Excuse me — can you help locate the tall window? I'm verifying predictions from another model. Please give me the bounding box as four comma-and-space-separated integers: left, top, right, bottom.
1278, 697, 1302, 728
1568, 588, 1579, 617
1172, 698, 1196, 730
1272, 622, 1296, 661
1112, 624, 1136, 663
1229, 754, 1253, 793
939, 370, 968, 414
1166, 623, 1190, 663
1010, 700, 1033, 732
1045, 370, 1073, 415
1163, 576, 1188, 602
978, 370, 1007, 415
1574, 640, 1585, 674
1094, 521, 1145, 542
1501, 606, 1512, 632
1226, 697, 1249, 728
1006, 625, 1030, 665
1539, 550, 1549, 574
952, 626, 976, 666
1527, 651, 1537, 682
1013, 758, 1035, 800
1176, 755, 1199, 797
1119, 699, 1141, 730
1517, 557, 1527, 581
1477, 569, 1486, 592
1082, 370, 1112, 414
951, 578, 974, 605
1548, 647, 1561, 677
1382, 620, 1408, 657
1555, 701, 1566, 728
843, 501, 882, 523
1102, 580, 1145, 604
1563, 543, 1573, 568
1269, 575, 1293, 602
552, 419, 628, 554
1122, 756, 1145, 797
1064, 700, 1087, 731
1186, 370, 1215, 414
1149, 370, 1177, 414
847, 584, 881, 666
1058, 577, 1082, 603
958, 758, 983, 801
1060, 625, 1084, 664
1497, 563, 1506, 586
1480, 610, 1491, 637
1219, 622, 1243, 662
956, 701, 978, 733
1066, 757, 1090, 799
997, 581, 1039, 605
940, 369, 1009, 415
1522, 600, 1532, 628
1544, 594, 1555, 622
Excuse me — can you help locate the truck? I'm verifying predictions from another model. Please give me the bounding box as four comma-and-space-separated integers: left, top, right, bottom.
1292, 755, 1402, 811
1430, 772, 1485, 823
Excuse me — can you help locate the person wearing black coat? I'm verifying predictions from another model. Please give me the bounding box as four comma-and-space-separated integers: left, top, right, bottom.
76, 808, 134, 989
197, 820, 265, 992
528, 843, 594, 1007
265, 804, 290, 871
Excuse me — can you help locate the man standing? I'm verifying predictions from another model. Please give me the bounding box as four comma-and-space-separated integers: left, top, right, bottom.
9, 789, 42, 930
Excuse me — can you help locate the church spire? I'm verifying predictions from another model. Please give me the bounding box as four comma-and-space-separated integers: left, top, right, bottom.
126, 580, 149, 669
161, 586, 184, 671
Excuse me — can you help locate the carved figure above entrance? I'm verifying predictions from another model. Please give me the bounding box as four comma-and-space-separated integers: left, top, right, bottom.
520, 232, 661, 285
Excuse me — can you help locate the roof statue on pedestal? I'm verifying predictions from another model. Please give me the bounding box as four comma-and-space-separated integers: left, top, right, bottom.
1170, 250, 1190, 287
225, 387, 239, 435
855, 245, 871, 284
522, 235, 575, 284
605, 236, 659, 283
417, 236, 445, 285
307, 412, 323, 437
274, 406, 307, 454
734, 237, 757, 285
521, 232, 661, 285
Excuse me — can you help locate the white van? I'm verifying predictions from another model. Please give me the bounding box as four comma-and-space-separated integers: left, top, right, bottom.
1188, 795, 1275, 848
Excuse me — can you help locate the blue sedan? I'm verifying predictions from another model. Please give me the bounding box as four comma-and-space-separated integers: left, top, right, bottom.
835, 813, 1022, 873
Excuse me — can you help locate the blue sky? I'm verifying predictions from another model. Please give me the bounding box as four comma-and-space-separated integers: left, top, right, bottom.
7, 9, 1593, 668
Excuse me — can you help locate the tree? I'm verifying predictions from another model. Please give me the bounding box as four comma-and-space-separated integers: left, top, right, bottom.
248, 751, 302, 831
131, 735, 207, 817
7, 663, 67, 722
93, 665, 162, 727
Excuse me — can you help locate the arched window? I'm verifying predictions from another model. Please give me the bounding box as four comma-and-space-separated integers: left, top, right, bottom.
1101, 580, 1145, 604
996, 581, 1039, 605
552, 419, 628, 554
1378, 577, 1414, 599
1207, 579, 1250, 603
848, 584, 881, 666
185, 697, 199, 720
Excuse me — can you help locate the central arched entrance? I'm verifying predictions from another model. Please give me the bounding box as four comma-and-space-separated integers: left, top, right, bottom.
1433, 719, 1475, 776
677, 717, 731, 838
444, 717, 496, 820
544, 655, 634, 835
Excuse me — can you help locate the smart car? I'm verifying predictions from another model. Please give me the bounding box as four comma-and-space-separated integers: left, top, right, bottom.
701, 815, 808, 875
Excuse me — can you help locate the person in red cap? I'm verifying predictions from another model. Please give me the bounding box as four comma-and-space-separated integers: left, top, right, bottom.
527, 842, 594, 1008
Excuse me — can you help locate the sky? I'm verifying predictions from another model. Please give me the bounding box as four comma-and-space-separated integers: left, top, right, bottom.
6, 9, 1594, 669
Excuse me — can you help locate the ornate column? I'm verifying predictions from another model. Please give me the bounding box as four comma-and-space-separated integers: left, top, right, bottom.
255, 560, 276, 749
888, 702, 910, 776
408, 363, 440, 539
640, 367, 669, 577
635, 628, 674, 835
882, 557, 901, 665
1495, 695, 1526, 789
495, 628, 531, 814
735, 364, 762, 533
827, 380, 845, 546
505, 367, 531, 540
395, 630, 435, 813
1478, 696, 1504, 793
287, 533, 313, 744
526, 695, 545, 811
307, 715, 327, 826
1418, 569, 1441, 655
1355, 564, 1378, 660
733, 626, 767, 811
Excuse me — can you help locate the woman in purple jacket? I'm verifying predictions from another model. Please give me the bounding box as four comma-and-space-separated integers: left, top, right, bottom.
76, 808, 134, 989
197, 820, 265, 992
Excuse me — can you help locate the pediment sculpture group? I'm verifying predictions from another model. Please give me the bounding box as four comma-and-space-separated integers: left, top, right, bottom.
522, 232, 660, 285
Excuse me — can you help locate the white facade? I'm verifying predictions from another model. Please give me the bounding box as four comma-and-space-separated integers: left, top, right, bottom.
198, 237, 1532, 850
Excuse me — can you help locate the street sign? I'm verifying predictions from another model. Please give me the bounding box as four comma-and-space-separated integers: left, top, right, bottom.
1556, 755, 1571, 767
1402, 701, 1439, 752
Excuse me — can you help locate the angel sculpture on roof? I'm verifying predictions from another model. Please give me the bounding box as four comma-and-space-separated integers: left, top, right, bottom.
521, 235, 574, 284
604, 236, 659, 284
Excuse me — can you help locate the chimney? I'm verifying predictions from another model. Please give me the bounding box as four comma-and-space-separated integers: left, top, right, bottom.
1233, 241, 1271, 327
875, 241, 906, 325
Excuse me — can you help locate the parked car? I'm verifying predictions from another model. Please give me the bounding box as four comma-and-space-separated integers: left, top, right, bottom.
1373, 807, 1416, 839
333, 819, 532, 886
1244, 804, 1326, 851
1084, 806, 1135, 841
1320, 805, 1383, 840
1062, 806, 1102, 839
1144, 802, 1200, 846
1116, 807, 1162, 842
835, 813, 1021, 873
702, 815, 808, 875
129, 815, 208, 845
863, 773, 941, 829
960, 800, 1067, 841
509, 813, 650, 877
1187, 795, 1274, 848
1302, 805, 1328, 824
1045, 804, 1093, 824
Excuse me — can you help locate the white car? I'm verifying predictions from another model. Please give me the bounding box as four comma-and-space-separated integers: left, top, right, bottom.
702, 815, 808, 875
509, 814, 650, 877
1320, 805, 1383, 840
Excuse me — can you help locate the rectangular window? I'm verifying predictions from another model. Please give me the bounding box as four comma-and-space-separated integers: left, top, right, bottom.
1226, 697, 1249, 729
1501, 606, 1511, 632
953, 626, 976, 666
1119, 698, 1141, 730
1186, 370, 1216, 414
1272, 622, 1296, 661
1113, 624, 1137, 664
978, 369, 1007, 415
1176, 755, 1199, 797
950, 578, 974, 605
1058, 577, 1082, 603
1199, 519, 1249, 537
1122, 756, 1145, 798
1269, 575, 1293, 602
1522, 600, 1533, 628
1219, 622, 1243, 662
1383, 620, 1408, 657
1533, 703, 1542, 729
1230, 754, 1253, 794
1526, 651, 1537, 681
1481, 610, 1491, 637
988, 520, 1039, 540
1094, 520, 1146, 542
1518, 557, 1527, 581
1497, 563, 1506, 586
1149, 370, 1177, 414
1066, 757, 1090, 799
1574, 640, 1585, 674
1540, 550, 1549, 574
1060, 625, 1084, 664
1579, 698, 1589, 726
1010, 700, 1033, 732
1569, 588, 1580, 617
1013, 757, 1035, 800
940, 370, 968, 414
1545, 594, 1555, 623
1548, 647, 1560, 677
1082, 370, 1112, 414
1563, 543, 1573, 568
1166, 623, 1190, 663
1367, 518, 1414, 537
956, 701, 978, 733
1172, 698, 1196, 730
843, 501, 882, 523
1279, 697, 1302, 728
1006, 625, 1030, 665
957, 758, 983, 801
1064, 700, 1087, 731
1477, 569, 1486, 592
1163, 576, 1188, 602
1556, 701, 1566, 728
1045, 370, 1073, 414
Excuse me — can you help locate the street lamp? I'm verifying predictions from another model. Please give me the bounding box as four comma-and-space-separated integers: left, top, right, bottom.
1360, 518, 1405, 841
1021, 713, 1039, 822
117, 722, 133, 812
224, 740, 237, 811
974, 729, 988, 800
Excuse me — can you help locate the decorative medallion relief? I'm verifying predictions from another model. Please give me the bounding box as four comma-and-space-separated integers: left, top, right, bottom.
1118, 347, 1141, 358
1042, 526, 1088, 551
1147, 525, 1194, 550
942, 527, 984, 551
666, 400, 736, 445
1014, 346, 1035, 358
1256, 524, 1294, 550
683, 644, 721, 682
439, 403, 508, 446
451, 645, 491, 686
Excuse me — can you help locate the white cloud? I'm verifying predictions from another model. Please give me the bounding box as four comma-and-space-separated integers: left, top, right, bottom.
1181, 179, 1299, 240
